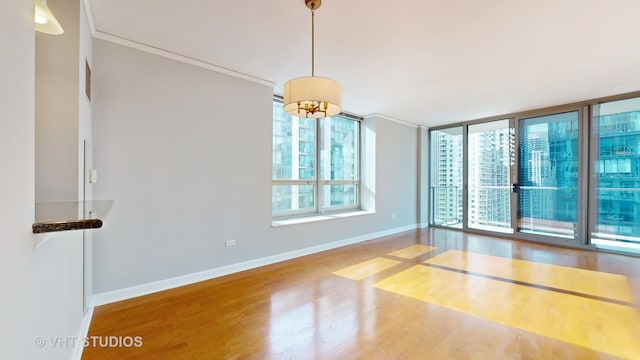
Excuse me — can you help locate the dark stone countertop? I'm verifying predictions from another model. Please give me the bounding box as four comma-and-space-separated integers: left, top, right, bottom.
32, 200, 112, 234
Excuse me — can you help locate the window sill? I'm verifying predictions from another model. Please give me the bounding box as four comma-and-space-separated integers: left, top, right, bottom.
272, 210, 375, 227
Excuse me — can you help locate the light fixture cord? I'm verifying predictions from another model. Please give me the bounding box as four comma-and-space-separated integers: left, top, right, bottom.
311, 9, 315, 77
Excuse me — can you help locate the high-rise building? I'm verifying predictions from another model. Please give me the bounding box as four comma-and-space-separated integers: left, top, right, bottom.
468, 127, 510, 230
431, 128, 463, 226
594, 110, 640, 240
272, 101, 359, 213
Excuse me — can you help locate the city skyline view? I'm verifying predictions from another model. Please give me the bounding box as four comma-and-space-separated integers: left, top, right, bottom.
272, 101, 359, 215
430, 98, 640, 253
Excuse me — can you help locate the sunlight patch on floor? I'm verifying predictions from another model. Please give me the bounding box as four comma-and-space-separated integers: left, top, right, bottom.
332, 257, 402, 281
386, 245, 436, 259
374, 264, 640, 359
424, 250, 634, 302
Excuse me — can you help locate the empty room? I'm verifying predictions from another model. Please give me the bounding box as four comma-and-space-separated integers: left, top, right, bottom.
3, 0, 640, 359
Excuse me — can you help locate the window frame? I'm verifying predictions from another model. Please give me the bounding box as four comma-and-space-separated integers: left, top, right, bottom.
272, 96, 362, 219
427, 90, 640, 255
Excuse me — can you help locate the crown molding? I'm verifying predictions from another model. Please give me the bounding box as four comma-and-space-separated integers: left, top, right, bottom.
81, 0, 274, 88
363, 113, 420, 128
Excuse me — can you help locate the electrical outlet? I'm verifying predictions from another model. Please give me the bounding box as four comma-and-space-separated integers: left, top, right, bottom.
89, 169, 98, 184
225, 239, 236, 247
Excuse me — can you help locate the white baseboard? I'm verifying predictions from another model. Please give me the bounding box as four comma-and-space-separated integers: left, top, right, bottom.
71, 301, 95, 360
92, 224, 419, 306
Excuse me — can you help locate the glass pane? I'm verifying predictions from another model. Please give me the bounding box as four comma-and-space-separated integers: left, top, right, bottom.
430, 127, 463, 227
272, 185, 315, 213
272, 102, 316, 180
591, 97, 640, 254
320, 116, 359, 181
468, 120, 512, 233
322, 184, 358, 208
518, 111, 579, 239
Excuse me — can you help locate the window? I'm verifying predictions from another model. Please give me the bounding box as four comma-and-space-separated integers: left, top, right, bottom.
272, 100, 360, 217
427, 90, 640, 255
591, 97, 640, 253
430, 127, 463, 227
468, 120, 512, 233
518, 111, 579, 238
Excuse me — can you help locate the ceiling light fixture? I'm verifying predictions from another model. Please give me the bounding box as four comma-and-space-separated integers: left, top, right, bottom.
283, 0, 341, 118
35, 0, 64, 35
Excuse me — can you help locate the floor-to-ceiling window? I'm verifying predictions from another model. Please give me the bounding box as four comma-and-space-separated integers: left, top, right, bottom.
517, 111, 579, 239
428, 91, 640, 255
430, 127, 463, 227
468, 120, 512, 233
590, 97, 640, 254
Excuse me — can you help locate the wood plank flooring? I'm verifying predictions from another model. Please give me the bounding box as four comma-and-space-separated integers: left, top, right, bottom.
83, 228, 640, 359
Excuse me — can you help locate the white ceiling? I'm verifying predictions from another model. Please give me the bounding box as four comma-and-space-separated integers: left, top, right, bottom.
87, 0, 640, 127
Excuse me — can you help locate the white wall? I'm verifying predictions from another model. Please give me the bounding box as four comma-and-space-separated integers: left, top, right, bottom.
92, 39, 419, 294
0, 1, 86, 359
78, 0, 95, 314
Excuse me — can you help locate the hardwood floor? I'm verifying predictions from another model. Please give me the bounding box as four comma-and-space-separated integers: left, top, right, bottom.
83, 228, 640, 359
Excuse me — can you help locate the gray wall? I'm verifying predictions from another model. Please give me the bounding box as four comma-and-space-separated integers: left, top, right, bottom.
93, 39, 419, 293
35, 0, 79, 203
0, 1, 86, 359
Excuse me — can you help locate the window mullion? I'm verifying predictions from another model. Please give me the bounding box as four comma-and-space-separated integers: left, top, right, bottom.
316, 117, 322, 214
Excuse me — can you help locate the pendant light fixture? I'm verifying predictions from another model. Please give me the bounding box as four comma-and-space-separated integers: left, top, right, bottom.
35, 0, 64, 35
283, 0, 341, 118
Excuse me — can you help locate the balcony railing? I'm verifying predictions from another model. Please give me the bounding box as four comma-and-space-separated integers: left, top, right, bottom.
430, 186, 462, 227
